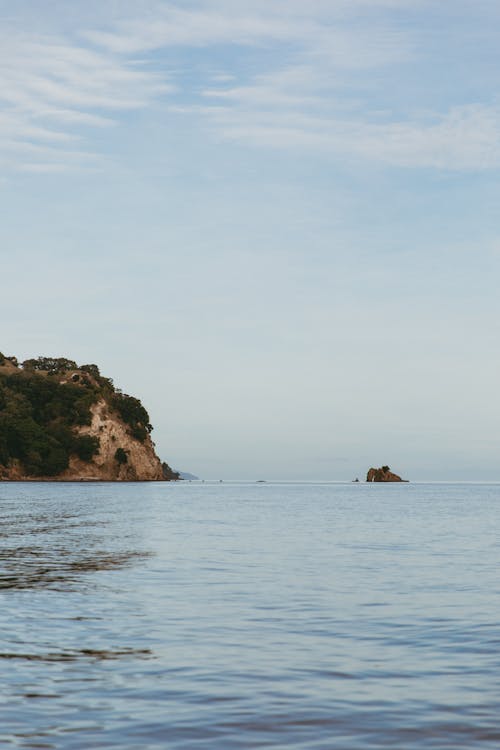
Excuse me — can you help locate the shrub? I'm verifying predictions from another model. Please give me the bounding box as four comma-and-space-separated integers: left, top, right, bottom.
22, 357, 78, 373
74, 435, 100, 461
114, 447, 128, 465
80, 364, 100, 378
111, 393, 152, 442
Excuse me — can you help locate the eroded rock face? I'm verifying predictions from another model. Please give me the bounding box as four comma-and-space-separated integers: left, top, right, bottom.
0, 399, 167, 482
366, 466, 407, 482
0, 354, 177, 481
59, 400, 165, 481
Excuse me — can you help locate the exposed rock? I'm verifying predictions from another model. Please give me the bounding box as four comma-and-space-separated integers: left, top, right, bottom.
0, 356, 20, 372
366, 466, 408, 482
57, 399, 165, 481
0, 353, 178, 482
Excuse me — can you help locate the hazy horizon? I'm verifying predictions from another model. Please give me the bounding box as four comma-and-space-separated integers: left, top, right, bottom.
2, 1, 499, 480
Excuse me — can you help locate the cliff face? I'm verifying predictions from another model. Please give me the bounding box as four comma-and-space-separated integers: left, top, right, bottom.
0, 354, 177, 482
366, 466, 407, 483
58, 399, 164, 481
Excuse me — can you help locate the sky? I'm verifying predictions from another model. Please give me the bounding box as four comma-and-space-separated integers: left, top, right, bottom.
1, 0, 499, 480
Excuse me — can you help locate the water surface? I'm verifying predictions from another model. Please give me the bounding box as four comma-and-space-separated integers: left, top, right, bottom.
0, 481, 499, 748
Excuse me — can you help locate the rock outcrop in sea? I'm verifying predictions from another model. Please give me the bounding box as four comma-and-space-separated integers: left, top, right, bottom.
366, 466, 407, 482
0, 353, 178, 481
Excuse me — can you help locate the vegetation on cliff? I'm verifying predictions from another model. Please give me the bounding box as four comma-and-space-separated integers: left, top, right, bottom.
162, 462, 181, 481
0, 353, 159, 479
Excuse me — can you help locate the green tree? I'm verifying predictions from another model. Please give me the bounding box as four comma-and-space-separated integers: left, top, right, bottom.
111, 393, 152, 442
114, 447, 128, 465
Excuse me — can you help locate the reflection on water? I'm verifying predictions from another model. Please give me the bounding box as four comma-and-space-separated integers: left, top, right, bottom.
0, 647, 153, 661
1, 481, 500, 749
0, 546, 151, 590
0, 493, 151, 591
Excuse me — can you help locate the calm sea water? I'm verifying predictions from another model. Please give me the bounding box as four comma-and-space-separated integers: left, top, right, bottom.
0, 481, 499, 749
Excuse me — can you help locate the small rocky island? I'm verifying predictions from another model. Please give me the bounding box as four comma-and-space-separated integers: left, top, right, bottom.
0, 352, 179, 481
366, 466, 408, 482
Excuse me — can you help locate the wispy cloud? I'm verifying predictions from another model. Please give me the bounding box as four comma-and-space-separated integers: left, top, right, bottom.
197, 66, 500, 169
85, 0, 414, 66
85, 0, 500, 171
2, 0, 499, 173
0, 29, 169, 173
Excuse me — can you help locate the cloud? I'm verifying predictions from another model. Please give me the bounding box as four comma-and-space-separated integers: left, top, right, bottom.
196, 82, 500, 170
85, 0, 414, 68
350, 105, 500, 169
0, 28, 170, 173
1, 0, 499, 173
80, 1, 500, 171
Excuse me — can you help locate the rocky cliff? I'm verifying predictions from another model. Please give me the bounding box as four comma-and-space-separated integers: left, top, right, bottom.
366, 466, 407, 482
57, 398, 165, 481
0, 353, 179, 481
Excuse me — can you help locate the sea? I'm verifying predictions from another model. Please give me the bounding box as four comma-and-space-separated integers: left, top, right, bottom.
0, 480, 499, 749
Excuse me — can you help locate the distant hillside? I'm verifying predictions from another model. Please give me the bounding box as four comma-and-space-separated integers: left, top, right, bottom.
0, 353, 179, 481
177, 471, 199, 480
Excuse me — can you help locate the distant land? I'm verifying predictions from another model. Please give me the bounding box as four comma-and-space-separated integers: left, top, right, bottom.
0, 353, 179, 482
366, 466, 408, 483
177, 471, 199, 480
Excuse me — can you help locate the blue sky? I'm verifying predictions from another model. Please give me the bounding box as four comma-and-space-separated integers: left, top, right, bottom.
1, 0, 499, 479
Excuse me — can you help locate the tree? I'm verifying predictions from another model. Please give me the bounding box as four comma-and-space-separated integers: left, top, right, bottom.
114, 447, 128, 465
111, 392, 152, 442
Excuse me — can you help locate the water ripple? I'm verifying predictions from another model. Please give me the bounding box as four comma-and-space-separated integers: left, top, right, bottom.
0, 481, 500, 748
